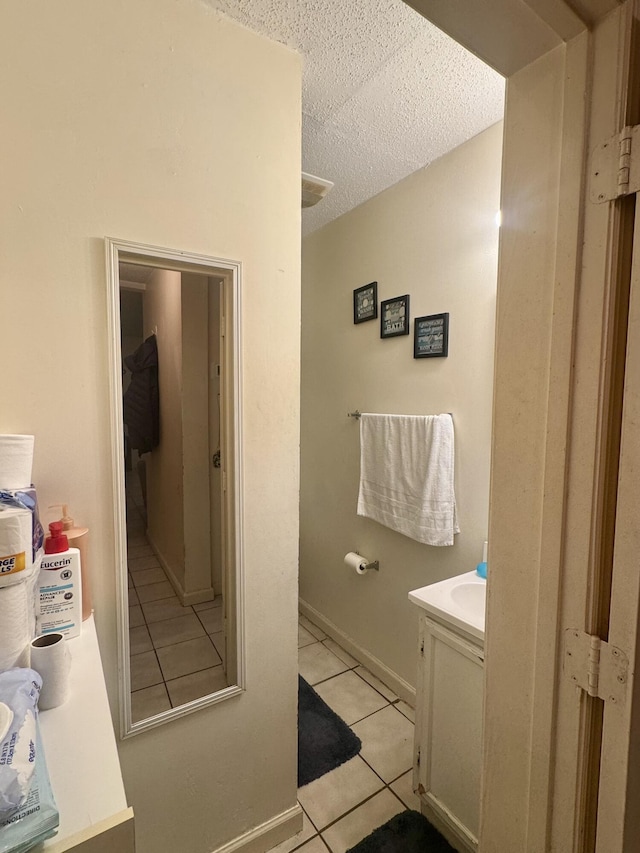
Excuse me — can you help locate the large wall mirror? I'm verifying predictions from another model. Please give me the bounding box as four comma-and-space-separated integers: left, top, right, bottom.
105, 238, 244, 737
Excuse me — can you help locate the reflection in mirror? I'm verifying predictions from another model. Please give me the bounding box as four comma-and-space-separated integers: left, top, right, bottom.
106, 239, 244, 736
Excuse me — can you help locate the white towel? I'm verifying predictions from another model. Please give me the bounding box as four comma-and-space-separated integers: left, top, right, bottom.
357, 413, 459, 546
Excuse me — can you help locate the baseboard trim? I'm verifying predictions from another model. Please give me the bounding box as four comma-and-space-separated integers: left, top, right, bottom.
299, 599, 416, 706
420, 797, 477, 853
145, 531, 216, 606
210, 804, 303, 853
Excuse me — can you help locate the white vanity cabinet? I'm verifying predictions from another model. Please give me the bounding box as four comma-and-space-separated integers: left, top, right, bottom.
40, 616, 135, 852
409, 571, 486, 853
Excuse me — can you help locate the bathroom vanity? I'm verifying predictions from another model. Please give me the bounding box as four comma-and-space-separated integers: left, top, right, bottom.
409, 571, 486, 853
39, 616, 134, 852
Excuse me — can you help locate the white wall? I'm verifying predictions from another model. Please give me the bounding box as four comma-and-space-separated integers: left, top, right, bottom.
181, 274, 212, 598
300, 123, 502, 688
208, 279, 224, 597
146, 269, 185, 587
0, 2, 302, 852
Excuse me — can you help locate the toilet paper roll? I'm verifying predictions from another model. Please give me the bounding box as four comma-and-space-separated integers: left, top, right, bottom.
0, 435, 34, 490
344, 551, 368, 575
0, 580, 36, 671
0, 508, 33, 588
29, 633, 71, 710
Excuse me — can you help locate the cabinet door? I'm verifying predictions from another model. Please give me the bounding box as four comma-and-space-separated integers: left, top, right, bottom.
415, 617, 483, 849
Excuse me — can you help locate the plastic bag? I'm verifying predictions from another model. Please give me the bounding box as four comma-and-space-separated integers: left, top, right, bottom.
0, 670, 41, 818
0, 490, 44, 566
0, 669, 59, 851
0, 724, 59, 852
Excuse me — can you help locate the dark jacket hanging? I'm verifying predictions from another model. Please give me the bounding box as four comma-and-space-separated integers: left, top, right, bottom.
123, 334, 160, 454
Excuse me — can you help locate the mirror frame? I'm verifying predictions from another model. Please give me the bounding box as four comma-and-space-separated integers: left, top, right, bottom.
105, 237, 245, 737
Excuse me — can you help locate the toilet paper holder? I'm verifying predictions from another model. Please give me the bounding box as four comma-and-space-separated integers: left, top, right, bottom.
356, 553, 379, 572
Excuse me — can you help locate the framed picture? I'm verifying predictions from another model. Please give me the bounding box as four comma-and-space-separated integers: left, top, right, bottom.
414, 312, 449, 358
353, 281, 378, 324
380, 294, 410, 338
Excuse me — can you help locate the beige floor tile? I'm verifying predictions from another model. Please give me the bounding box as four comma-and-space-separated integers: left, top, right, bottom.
130, 650, 163, 691
210, 631, 226, 666
297, 756, 383, 830
127, 528, 147, 543
148, 613, 206, 648
128, 587, 140, 606
192, 600, 215, 612
353, 667, 398, 702
322, 639, 358, 669
156, 636, 222, 681
166, 665, 228, 706
130, 624, 153, 655
389, 771, 421, 811
351, 706, 414, 783
299, 643, 349, 686
313, 671, 388, 725
394, 700, 415, 723
127, 544, 154, 559
196, 606, 223, 634
132, 567, 167, 587
299, 615, 327, 641
128, 554, 161, 572
141, 596, 193, 624
129, 604, 145, 628
131, 683, 171, 722
193, 596, 222, 612
127, 574, 134, 589
136, 580, 175, 603
320, 790, 405, 853
290, 839, 328, 853
299, 625, 318, 649
266, 809, 316, 853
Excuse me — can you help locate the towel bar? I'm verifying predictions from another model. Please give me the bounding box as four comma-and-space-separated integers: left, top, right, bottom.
348, 411, 452, 420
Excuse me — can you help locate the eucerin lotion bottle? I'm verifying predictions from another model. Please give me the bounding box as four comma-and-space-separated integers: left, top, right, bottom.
38, 521, 82, 639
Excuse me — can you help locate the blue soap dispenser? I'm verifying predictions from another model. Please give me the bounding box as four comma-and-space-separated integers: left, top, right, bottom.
476, 540, 488, 579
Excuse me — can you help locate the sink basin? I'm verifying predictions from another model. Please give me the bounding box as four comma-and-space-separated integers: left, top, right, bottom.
450, 582, 486, 613
408, 570, 486, 641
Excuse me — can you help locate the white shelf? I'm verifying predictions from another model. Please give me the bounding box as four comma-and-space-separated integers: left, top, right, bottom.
38, 616, 129, 849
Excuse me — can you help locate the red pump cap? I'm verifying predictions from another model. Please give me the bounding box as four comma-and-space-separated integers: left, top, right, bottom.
45, 521, 69, 554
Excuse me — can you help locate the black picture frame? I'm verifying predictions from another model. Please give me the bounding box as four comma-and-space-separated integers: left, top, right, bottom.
380, 294, 410, 338
414, 312, 449, 358
353, 281, 378, 324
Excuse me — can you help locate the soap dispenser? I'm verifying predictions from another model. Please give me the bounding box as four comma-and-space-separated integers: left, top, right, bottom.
476, 541, 488, 579
50, 504, 92, 620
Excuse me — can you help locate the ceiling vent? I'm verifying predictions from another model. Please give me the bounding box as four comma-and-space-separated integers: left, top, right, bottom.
302, 172, 334, 208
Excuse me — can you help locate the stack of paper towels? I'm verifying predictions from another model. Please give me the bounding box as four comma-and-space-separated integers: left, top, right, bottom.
0, 435, 38, 671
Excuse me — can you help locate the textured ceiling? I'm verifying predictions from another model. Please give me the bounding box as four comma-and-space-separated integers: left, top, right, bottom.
204, 0, 505, 235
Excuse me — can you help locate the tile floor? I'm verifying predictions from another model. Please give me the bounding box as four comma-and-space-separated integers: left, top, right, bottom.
125, 467, 227, 722
269, 616, 421, 853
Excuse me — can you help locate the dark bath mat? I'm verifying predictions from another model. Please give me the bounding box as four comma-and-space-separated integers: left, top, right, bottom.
298, 674, 362, 787
346, 809, 457, 853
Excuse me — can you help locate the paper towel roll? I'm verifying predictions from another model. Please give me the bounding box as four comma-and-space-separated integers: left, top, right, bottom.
0, 435, 34, 490
29, 633, 70, 710
344, 551, 368, 575
0, 508, 33, 588
0, 580, 36, 671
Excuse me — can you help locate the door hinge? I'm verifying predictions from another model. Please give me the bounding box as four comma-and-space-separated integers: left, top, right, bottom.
564, 628, 628, 705
591, 125, 640, 203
